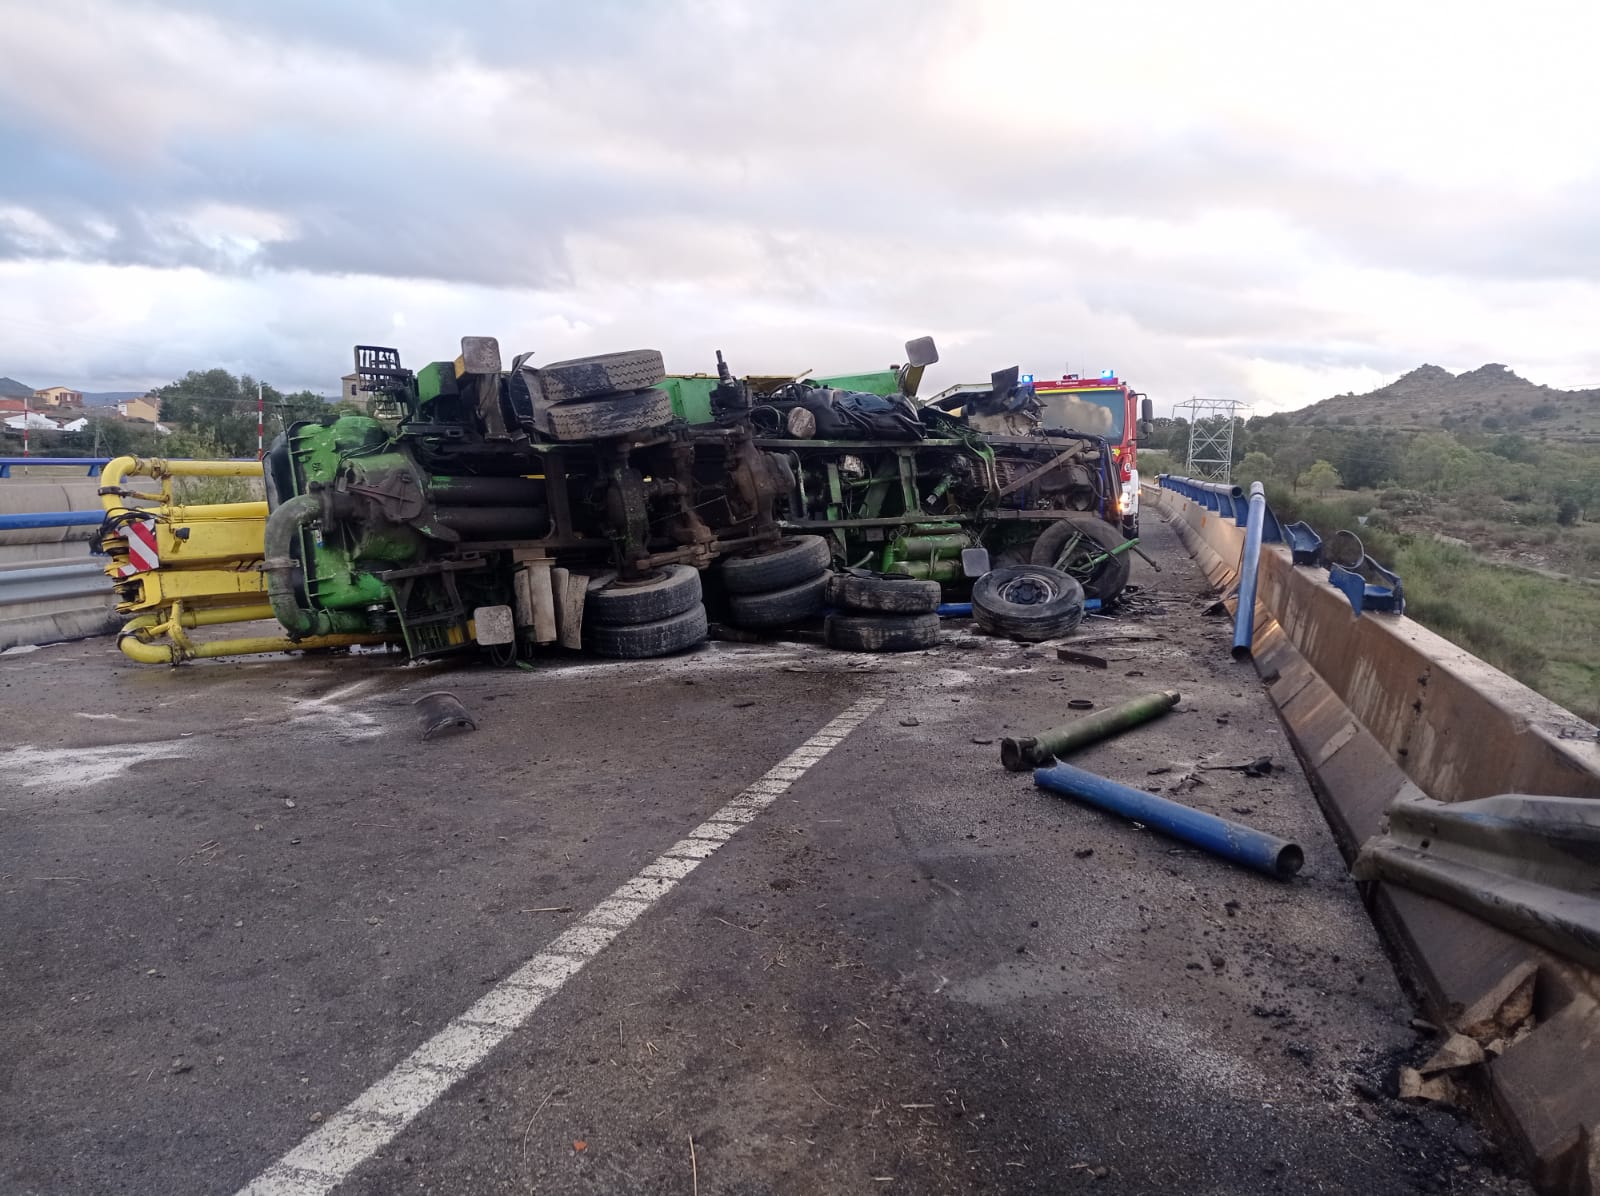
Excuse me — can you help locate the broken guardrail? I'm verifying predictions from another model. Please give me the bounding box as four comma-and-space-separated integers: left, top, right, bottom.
1233, 481, 1269, 660
1354, 793, 1600, 973
1157, 474, 1402, 619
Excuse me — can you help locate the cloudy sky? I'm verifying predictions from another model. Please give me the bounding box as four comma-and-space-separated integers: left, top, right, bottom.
3, 0, 1599, 414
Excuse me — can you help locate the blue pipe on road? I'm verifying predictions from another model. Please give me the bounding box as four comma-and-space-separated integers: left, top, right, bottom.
1233, 480, 1267, 660
0, 510, 104, 531
1033, 759, 1304, 879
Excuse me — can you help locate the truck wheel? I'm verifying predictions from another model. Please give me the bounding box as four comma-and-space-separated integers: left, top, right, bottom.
1030, 515, 1131, 602
727, 573, 828, 628
825, 612, 940, 652
720, 535, 831, 594
584, 603, 707, 658
972, 566, 1085, 642
827, 572, 942, 615
544, 388, 675, 440
538, 350, 666, 403
585, 565, 702, 626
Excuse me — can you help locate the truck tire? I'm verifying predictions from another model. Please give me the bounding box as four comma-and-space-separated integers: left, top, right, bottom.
584, 603, 707, 658
720, 535, 831, 594
972, 566, 1085, 642
727, 573, 828, 628
544, 388, 675, 441
585, 565, 702, 626
1030, 515, 1131, 602
538, 350, 666, 404
825, 611, 940, 652
828, 572, 942, 615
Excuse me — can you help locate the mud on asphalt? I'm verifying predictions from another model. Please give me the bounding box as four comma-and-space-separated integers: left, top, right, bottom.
0, 516, 1533, 1194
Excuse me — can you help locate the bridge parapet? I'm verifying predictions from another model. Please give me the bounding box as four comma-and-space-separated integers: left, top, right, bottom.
1150, 479, 1600, 1193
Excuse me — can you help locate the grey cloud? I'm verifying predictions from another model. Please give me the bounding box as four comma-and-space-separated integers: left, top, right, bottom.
7, 0, 1588, 295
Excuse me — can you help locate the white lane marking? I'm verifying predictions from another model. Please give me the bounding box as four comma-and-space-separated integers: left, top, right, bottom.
237, 695, 882, 1196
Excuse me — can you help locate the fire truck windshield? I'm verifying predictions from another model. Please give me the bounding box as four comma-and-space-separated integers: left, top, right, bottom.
1035, 388, 1125, 438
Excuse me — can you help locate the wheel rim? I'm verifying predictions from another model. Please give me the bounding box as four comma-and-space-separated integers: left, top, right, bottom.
996, 574, 1062, 606
1047, 530, 1112, 589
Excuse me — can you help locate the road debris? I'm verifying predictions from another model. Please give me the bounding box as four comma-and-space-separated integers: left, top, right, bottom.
1419, 1033, 1487, 1075
1398, 1066, 1458, 1105
1054, 647, 1108, 669
1001, 690, 1181, 771
1033, 760, 1304, 879
413, 691, 476, 740
1200, 755, 1275, 777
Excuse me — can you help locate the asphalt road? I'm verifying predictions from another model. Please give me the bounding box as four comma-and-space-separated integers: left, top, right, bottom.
0, 515, 1531, 1195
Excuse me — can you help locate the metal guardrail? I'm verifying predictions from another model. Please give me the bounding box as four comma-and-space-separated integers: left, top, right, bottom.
1155, 474, 1284, 537
0, 456, 113, 478
0, 510, 105, 531
1157, 473, 1403, 617
0, 559, 108, 605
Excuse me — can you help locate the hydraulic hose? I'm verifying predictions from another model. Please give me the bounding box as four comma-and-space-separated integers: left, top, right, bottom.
261, 493, 334, 638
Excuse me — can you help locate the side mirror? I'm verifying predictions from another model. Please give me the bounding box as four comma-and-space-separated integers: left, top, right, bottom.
904, 336, 939, 368
1139, 396, 1153, 423
898, 336, 939, 398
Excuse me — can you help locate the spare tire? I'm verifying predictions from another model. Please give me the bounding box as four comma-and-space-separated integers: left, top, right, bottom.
720, 535, 831, 594
972, 566, 1085, 642
1030, 515, 1130, 603
828, 572, 942, 615
727, 573, 828, 628
544, 388, 675, 440
585, 565, 702, 626
584, 603, 707, 658
539, 350, 667, 403
825, 612, 940, 652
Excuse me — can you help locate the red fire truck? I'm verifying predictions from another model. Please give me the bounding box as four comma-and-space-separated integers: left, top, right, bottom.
1024, 370, 1150, 537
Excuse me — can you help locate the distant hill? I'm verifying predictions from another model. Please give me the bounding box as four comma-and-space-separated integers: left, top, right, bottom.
0, 376, 33, 398
1286, 364, 1600, 439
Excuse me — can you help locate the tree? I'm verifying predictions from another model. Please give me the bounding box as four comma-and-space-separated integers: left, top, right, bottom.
1235, 451, 1275, 489
1275, 438, 1316, 492
1332, 430, 1398, 491
155, 370, 331, 457
1299, 460, 1342, 496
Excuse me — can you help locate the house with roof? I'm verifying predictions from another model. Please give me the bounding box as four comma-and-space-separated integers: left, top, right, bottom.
117, 395, 161, 422
33, 386, 84, 408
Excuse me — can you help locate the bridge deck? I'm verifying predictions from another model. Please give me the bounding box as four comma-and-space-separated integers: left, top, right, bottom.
0, 516, 1528, 1194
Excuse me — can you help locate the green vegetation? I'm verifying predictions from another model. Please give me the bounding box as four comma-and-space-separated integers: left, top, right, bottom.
1152, 416, 1600, 722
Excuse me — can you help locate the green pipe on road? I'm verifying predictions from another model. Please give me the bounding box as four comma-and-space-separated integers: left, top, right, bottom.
1001, 689, 1181, 771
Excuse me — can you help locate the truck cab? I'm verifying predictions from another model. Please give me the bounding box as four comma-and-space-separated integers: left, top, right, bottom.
1027, 372, 1143, 537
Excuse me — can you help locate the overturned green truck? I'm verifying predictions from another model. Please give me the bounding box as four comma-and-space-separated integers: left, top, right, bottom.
260, 336, 1137, 659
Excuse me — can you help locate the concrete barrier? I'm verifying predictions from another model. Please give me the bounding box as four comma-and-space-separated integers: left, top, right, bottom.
0, 479, 105, 563
1149, 483, 1600, 1192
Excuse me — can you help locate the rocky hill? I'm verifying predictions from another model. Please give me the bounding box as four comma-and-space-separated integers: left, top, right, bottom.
1286, 364, 1600, 439
0, 376, 33, 398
